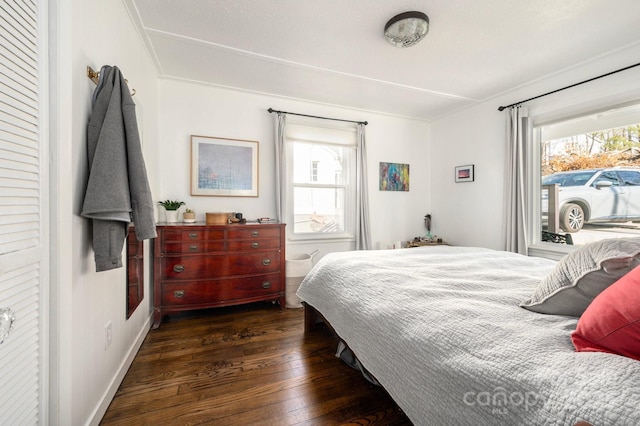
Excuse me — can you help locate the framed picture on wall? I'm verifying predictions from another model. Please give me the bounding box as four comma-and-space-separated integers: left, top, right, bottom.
455, 164, 474, 183
191, 135, 259, 197
379, 162, 410, 191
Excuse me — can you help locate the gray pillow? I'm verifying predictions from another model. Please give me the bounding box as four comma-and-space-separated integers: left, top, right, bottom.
521, 237, 640, 316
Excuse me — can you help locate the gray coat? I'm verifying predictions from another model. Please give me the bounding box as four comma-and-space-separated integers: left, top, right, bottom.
81, 66, 157, 272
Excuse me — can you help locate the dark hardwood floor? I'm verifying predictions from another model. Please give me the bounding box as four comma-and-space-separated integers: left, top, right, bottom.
100, 303, 412, 425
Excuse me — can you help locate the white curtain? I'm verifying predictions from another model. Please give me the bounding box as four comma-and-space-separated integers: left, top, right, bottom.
355, 123, 372, 250
504, 106, 530, 254
274, 113, 287, 222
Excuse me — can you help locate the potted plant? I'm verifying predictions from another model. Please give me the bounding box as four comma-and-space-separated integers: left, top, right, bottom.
183, 207, 196, 223
158, 200, 185, 223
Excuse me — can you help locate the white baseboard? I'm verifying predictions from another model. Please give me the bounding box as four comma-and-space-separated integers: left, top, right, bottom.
86, 313, 152, 426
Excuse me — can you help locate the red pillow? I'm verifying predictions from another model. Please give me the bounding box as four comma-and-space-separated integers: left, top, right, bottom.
571, 265, 640, 361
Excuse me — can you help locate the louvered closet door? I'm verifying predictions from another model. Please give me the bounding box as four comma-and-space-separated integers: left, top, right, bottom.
0, 1, 47, 424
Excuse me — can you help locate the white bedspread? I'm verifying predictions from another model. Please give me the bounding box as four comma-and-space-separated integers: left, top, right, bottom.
296, 246, 640, 426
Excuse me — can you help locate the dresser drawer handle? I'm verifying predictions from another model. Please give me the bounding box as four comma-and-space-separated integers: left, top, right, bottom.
188, 233, 198, 239
174, 290, 185, 298
262, 259, 271, 266
189, 244, 199, 252
173, 264, 185, 273
251, 242, 259, 248
252, 231, 259, 237
262, 281, 271, 289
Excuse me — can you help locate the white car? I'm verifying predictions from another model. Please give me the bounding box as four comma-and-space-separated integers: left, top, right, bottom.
542, 167, 640, 232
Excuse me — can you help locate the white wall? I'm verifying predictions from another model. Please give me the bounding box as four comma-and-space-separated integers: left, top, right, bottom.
158, 80, 431, 257
54, 0, 161, 424
431, 43, 640, 250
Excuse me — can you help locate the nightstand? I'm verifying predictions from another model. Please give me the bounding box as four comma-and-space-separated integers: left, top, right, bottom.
407, 240, 448, 248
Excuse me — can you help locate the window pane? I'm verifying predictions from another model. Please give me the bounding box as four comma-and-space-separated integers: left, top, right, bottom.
542, 171, 596, 187
287, 127, 356, 240
292, 143, 346, 185
293, 187, 345, 233
539, 113, 640, 245
618, 171, 640, 186
594, 171, 621, 186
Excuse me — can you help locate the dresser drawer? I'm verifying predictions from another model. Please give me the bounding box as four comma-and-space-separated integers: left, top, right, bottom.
161, 241, 225, 254
227, 227, 281, 240
227, 238, 281, 251
160, 255, 227, 280
160, 251, 281, 279
227, 251, 282, 275
161, 273, 282, 306
161, 229, 225, 242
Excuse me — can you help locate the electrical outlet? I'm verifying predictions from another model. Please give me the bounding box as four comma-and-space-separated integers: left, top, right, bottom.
105, 321, 112, 350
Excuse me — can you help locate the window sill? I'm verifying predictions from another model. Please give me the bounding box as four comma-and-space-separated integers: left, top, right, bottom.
288, 230, 354, 241
528, 242, 574, 261
287, 235, 355, 244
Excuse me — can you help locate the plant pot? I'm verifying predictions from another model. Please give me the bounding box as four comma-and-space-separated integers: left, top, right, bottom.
165, 210, 179, 223
183, 212, 196, 223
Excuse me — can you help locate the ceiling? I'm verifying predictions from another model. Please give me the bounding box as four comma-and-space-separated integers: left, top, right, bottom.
125, 0, 640, 121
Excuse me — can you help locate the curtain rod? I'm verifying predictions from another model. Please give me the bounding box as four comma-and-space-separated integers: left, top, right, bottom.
267, 108, 368, 125
497, 61, 640, 111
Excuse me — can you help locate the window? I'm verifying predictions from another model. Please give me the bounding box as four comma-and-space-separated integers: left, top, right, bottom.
286, 122, 357, 240
619, 170, 640, 185
534, 103, 640, 247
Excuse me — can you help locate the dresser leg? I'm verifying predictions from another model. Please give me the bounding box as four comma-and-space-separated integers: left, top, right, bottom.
279, 295, 286, 310
152, 309, 162, 329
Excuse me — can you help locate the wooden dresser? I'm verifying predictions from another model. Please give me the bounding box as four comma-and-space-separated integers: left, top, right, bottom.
152, 222, 285, 328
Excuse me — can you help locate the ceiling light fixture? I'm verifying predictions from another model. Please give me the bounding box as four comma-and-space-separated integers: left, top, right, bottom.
384, 11, 429, 48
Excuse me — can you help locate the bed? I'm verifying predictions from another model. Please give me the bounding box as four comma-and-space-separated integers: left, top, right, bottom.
296, 242, 640, 426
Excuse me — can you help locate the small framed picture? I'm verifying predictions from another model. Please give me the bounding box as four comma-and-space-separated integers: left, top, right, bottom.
455, 164, 474, 183
191, 135, 259, 197
379, 162, 410, 191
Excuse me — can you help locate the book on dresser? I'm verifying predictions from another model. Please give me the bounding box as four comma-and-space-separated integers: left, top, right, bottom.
153, 222, 286, 328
